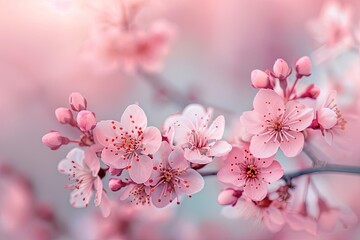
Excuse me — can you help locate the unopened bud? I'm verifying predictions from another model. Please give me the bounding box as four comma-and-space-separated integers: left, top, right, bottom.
109, 178, 128, 192
218, 188, 242, 206
273, 59, 291, 79
109, 167, 123, 176
251, 69, 270, 88
42, 131, 69, 150
55, 107, 74, 124
77, 110, 96, 132
295, 56, 312, 77
69, 92, 87, 111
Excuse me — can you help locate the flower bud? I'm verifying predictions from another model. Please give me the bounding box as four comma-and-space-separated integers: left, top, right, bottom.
300, 84, 320, 99
273, 59, 290, 79
69, 92, 87, 111
109, 178, 128, 192
317, 108, 337, 129
55, 107, 74, 124
218, 188, 242, 206
296, 56, 311, 77
109, 167, 123, 176
77, 110, 96, 132
42, 131, 69, 150
251, 69, 270, 88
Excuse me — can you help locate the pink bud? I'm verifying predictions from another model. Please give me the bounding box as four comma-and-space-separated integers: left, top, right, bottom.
273, 59, 290, 79
295, 56, 312, 77
109, 178, 128, 192
69, 92, 87, 111
300, 84, 320, 99
77, 110, 96, 132
109, 167, 123, 176
42, 131, 69, 150
55, 107, 74, 124
317, 108, 337, 129
218, 188, 242, 206
251, 69, 270, 88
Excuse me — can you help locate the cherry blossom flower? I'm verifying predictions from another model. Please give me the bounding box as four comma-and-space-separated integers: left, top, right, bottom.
284, 203, 317, 235
217, 146, 283, 201
308, 1, 354, 62
58, 148, 110, 217
129, 20, 175, 73
93, 104, 162, 183
316, 198, 357, 232
119, 182, 152, 206
240, 89, 314, 158
316, 90, 347, 145
165, 104, 232, 164
146, 141, 205, 207
222, 195, 285, 232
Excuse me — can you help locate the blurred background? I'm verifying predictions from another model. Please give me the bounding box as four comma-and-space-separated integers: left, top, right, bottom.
1, 0, 360, 239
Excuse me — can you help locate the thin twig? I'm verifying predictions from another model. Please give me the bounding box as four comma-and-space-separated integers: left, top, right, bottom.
199, 164, 360, 183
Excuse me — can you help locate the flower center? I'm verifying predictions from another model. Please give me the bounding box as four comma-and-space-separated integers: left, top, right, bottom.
246, 164, 257, 178
130, 184, 150, 205
272, 119, 283, 132
189, 130, 208, 150
163, 170, 174, 182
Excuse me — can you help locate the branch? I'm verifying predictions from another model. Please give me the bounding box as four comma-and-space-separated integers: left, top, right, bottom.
199, 164, 360, 182
281, 164, 360, 182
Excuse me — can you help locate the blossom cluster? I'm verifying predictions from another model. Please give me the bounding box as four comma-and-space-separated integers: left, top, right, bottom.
42, 55, 357, 235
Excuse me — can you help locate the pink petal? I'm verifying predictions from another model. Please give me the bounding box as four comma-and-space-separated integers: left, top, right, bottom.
224, 146, 245, 164
151, 184, 176, 208
66, 148, 84, 164
318, 108, 337, 129
99, 191, 111, 217
250, 134, 280, 158
239, 111, 265, 135
120, 104, 147, 133
244, 179, 267, 201
285, 101, 314, 131
141, 126, 162, 154
217, 164, 245, 187
263, 208, 284, 232
258, 160, 284, 183
206, 115, 225, 140
318, 210, 338, 231
84, 149, 100, 177
153, 141, 172, 166
93, 177, 103, 206
182, 104, 209, 127
93, 120, 121, 146
70, 185, 93, 208
101, 147, 126, 169
178, 169, 205, 194
184, 148, 212, 164
172, 116, 194, 146
324, 130, 334, 145
268, 207, 285, 225
253, 89, 284, 115
285, 213, 317, 235
168, 146, 188, 170
128, 155, 153, 183
279, 131, 304, 157
208, 140, 232, 157
119, 184, 135, 201
58, 148, 84, 174
244, 146, 274, 168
